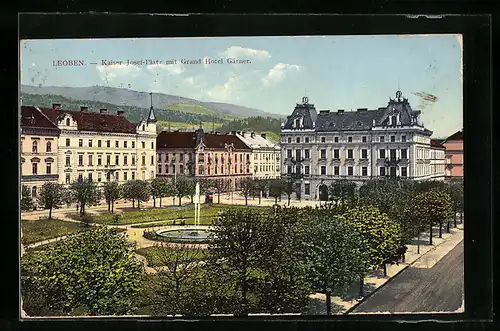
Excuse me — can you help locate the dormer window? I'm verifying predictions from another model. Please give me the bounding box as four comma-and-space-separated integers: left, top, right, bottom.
390, 115, 398, 126
66, 118, 70, 126
142, 125, 145, 131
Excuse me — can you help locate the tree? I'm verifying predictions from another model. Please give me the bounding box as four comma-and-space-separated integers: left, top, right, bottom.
284, 178, 294, 206
121, 180, 150, 209
37, 183, 66, 219
21, 185, 34, 212
329, 179, 357, 205
186, 178, 197, 204
409, 189, 454, 244
207, 178, 228, 204
68, 179, 100, 217
21, 226, 144, 316
269, 179, 286, 204
447, 181, 464, 228
239, 177, 254, 206
208, 208, 265, 316
150, 178, 164, 208
295, 212, 369, 315
342, 205, 402, 279
173, 176, 191, 206
253, 179, 269, 204
102, 181, 121, 213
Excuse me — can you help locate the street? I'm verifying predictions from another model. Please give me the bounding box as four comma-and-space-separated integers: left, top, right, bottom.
351, 240, 464, 313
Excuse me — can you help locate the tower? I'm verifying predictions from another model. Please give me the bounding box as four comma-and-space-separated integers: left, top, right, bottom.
147, 92, 157, 124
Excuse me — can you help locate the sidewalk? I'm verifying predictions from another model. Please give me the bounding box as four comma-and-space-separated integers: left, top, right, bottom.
307, 221, 464, 315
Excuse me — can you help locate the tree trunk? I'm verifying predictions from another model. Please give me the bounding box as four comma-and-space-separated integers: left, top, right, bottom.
454, 213, 457, 227
159, 197, 162, 207
447, 220, 450, 233
417, 231, 420, 254
111, 201, 114, 213
287, 195, 291, 206
190, 195, 193, 203
258, 194, 261, 205
132, 199, 135, 208
460, 212, 463, 223
245, 195, 248, 206
178, 197, 182, 206
107, 201, 110, 212
153, 197, 156, 208
218, 191, 221, 204
325, 291, 332, 315
49, 207, 52, 219
439, 221, 443, 238
383, 263, 387, 277
275, 196, 278, 204
359, 276, 364, 297
429, 223, 433, 245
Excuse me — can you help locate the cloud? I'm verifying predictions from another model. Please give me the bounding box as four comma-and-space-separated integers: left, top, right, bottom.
262, 63, 302, 87
147, 63, 185, 75
221, 46, 271, 61
96, 64, 141, 85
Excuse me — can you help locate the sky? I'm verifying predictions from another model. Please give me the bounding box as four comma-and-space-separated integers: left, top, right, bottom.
20, 35, 462, 138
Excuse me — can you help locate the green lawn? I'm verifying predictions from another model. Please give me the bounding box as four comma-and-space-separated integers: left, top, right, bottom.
135, 245, 208, 268
21, 218, 85, 245
93, 204, 270, 225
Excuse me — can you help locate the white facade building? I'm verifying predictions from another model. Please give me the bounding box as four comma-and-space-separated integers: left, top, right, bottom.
234, 131, 281, 180
280, 92, 444, 200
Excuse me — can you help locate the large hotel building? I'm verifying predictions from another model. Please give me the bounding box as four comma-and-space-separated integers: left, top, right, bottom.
280, 91, 446, 199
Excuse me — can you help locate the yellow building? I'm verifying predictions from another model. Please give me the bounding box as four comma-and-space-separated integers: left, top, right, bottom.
23, 103, 157, 188
20, 106, 60, 204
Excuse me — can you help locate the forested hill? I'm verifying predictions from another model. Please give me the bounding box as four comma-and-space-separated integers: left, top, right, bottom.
217, 116, 283, 136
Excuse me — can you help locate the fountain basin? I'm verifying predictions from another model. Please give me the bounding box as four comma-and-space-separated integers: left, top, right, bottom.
155, 228, 212, 243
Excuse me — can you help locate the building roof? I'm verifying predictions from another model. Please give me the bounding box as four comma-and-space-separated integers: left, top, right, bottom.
443, 130, 463, 142
430, 139, 445, 149
282, 97, 317, 130
37, 107, 137, 134
157, 131, 251, 150
235, 132, 277, 149
20, 106, 60, 130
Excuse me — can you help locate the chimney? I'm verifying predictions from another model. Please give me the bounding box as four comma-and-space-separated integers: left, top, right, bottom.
52, 103, 61, 110
319, 110, 330, 115
357, 108, 368, 112
99, 108, 107, 114
231, 130, 237, 135
242, 132, 245, 137
80, 106, 89, 112
117, 110, 124, 116
251, 132, 255, 138
337, 109, 344, 113
261, 133, 267, 139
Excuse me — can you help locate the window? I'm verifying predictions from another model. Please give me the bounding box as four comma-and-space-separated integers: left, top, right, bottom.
320, 166, 326, 175
132, 172, 135, 180
380, 167, 386, 176
305, 183, 310, 195
401, 148, 408, 159
88, 155, 93, 166
46, 141, 52, 152
98, 140, 102, 147
115, 172, 119, 181
88, 139, 93, 147
66, 138, 70, 147
380, 136, 385, 142
151, 155, 154, 165
88, 173, 93, 182
124, 155, 128, 165
115, 141, 119, 148
132, 156, 136, 166
66, 118, 70, 126
321, 137, 326, 143
79, 139, 83, 147
295, 150, 302, 160
390, 135, 396, 142
124, 141, 128, 148
287, 149, 292, 158
304, 165, 310, 175
334, 137, 339, 143
362, 136, 367, 143
66, 155, 70, 166
348, 136, 352, 143
287, 166, 292, 174
32, 162, 38, 174
305, 137, 310, 143
151, 171, 154, 179
391, 115, 397, 125
320, 149, 326, 159
348, 166, 353, 176
132, 141, 135, 148
115, 155, 119, 165
142, 141, 145, 149
45, 163, 51, 174
106, 140, 110, 148
379, 149, 386, 159
390, 149, 397, 160
97, 155, 102, 166
295, 165, 301, 174
287, 137, 292, 143
32, 141, 38, 153
361, 149, 368, 159
401, 167, 407, 177
362, 166, 368, 176
296, 137, 300, 143
66, 174, 70, 184
158, 164, 162, 174
106, 155, 111, 165
402, 135, 407, 142
347, 149, 353, 159
77, 154, 83, 166
150, 142, 154, 149
78, 174, 83, 183
32, 186, 37, 197
333, 149, 339, 159
305, 149, 310, 159
142, 156, 146, 165
123, 172, 128, 181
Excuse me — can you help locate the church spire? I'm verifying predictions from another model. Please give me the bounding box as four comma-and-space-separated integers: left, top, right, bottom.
147, 92, 157, 123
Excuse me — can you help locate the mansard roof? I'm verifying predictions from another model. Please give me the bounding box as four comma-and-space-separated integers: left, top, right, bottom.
282, 97, 317, 130
37, 107, 137, 134
315, 108, 386, 132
